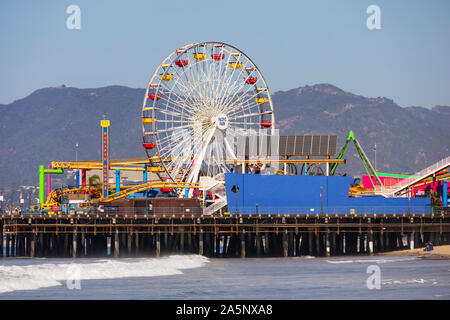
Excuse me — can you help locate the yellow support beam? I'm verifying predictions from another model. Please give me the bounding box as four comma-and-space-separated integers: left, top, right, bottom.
51, 161, 165, 172
51, 156, 175, 172
226, 159, 346, 165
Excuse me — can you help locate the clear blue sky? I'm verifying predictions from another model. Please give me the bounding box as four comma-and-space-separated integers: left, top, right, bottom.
1, 0, 449, 108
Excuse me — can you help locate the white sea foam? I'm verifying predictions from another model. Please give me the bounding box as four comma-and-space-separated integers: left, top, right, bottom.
382, 278, 436, 286
326, 257, 418, 264
0, 255, 209, 294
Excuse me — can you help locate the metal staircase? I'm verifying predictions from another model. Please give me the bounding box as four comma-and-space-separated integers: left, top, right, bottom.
199, 174, 228, 215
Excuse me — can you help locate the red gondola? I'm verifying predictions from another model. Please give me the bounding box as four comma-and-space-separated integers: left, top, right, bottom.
260, 121, 272, 128
211, 54, 225, 61
160, 176, 173, 193
175, 59, 188, 67
148, 93, 162, 101
245, 77, 257, 85
142, 142, 156, 149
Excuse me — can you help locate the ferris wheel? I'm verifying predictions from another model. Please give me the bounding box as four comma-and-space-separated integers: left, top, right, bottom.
141, 42, 275, 185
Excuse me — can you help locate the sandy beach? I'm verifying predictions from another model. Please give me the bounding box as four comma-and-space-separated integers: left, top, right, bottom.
379, 244, 450, 259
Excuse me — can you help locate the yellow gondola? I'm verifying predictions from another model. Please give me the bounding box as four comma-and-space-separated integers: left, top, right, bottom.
159, 74, 173, 81
193, 53, 206, 61
142, 118, 153, 124
228, 62, 243, 69
255, 97, 268, 104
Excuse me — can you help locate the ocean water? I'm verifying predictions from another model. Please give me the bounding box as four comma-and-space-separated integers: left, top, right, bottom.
0, 255, 448, 299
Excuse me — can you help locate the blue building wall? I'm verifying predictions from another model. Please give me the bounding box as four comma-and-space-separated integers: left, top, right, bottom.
224, 173, 431, 215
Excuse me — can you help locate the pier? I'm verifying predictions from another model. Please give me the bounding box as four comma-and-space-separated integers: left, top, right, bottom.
1, 210, 449, 258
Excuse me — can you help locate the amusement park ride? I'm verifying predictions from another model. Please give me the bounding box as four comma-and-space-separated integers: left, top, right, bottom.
35, 42, 449, 214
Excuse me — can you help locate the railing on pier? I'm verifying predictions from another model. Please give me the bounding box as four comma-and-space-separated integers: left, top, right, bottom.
1, 206, 445, 217
231, 206, 433, 215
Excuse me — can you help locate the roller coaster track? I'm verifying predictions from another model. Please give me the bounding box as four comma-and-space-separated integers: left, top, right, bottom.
382, 156, 450, 196
87, 181, 199, 203
46, 186, 101, 204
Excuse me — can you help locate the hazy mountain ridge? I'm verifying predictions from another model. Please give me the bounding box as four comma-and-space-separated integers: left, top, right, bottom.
0, 84, 449, 186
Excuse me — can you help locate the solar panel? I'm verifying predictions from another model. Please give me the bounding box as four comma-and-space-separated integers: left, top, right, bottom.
303, 136, 312, 155
329, 136, 337, 155
236, 135, 247, 157
279, 136, 288, 155
236, 135, 337, 157
286, 136, 296, 155
311, 135, 321, 154
295, 136, 304, 155
319, 136, 328, 155
259, 135, 269, 156
248, 135, 258, 156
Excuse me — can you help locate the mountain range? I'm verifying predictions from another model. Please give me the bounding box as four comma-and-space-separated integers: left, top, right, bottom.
1, 84, 449, 187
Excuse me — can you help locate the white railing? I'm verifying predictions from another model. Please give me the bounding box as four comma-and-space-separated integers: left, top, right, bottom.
383, 155, 450, 194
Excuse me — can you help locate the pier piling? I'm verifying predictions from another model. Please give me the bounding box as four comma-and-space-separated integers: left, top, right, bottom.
2, 234, 6, 257
107, 236, 111, 256
325, 230, 331, 257
256, 232, 262, 257
114, 229, 119, 258
282, 228, 288, 257
72, 232, 77, 258
240, 229, 246, 258
199, 227, 204, 256
156, 231, 161, 257
30, 233, 36, 258
410, 232, 415, 250
308, 229, 313, 256
368, 218, 374, 255
315, 230, 320, 256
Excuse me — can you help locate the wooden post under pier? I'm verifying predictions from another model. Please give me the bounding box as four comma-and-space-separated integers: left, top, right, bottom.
240, 229, 246, 258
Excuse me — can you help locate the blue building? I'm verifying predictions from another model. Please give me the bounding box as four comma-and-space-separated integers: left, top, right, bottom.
224, 174, 431, 215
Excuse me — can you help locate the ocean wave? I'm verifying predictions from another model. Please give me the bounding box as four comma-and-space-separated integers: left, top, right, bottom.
0, 255, 209, 294
326, 257, 418, 264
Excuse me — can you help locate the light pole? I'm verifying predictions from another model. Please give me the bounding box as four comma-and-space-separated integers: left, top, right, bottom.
75, 142, 79, 162
374, 143, 377, 171
408, 187, 411, 214
231, 185, 239, 215
320, 185, 323, 214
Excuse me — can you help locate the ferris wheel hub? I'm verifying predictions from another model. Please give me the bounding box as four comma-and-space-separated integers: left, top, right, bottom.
212, 114, 229, 130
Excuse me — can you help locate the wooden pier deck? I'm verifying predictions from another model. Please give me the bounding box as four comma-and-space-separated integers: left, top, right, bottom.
1, 211, 449, 258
